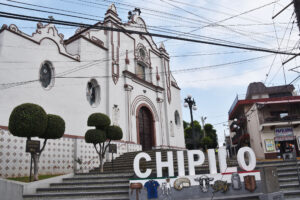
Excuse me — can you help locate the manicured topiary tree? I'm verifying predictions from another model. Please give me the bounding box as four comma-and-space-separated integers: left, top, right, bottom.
85, 113, 123, 172
8, 103, 65, 181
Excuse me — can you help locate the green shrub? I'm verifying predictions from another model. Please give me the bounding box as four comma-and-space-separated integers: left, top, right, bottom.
40, 114, 65, 139
106, 125, 123, 140
8, 103, 47, 138
85, 129, 106, 144
87, 113, 110, 129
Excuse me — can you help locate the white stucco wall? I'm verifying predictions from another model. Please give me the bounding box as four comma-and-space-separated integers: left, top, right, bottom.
0, 127, 141, 178
245, 104, 265, 159
0, 4, 186, 157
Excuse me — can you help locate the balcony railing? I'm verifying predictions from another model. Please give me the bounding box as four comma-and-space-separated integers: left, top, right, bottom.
228, 94, 246, 115
263, 115, 300, 124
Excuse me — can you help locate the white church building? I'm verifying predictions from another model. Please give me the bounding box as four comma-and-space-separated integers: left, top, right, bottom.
0, 4, 185, 159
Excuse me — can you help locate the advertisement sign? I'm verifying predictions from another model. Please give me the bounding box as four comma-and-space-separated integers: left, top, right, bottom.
275, 127, 293, 137
26, 140, 40, 153
264, 139, 275, 152
109, 144, 117, 153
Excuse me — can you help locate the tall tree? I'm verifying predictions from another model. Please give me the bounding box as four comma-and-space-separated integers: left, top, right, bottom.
201, 124, 218, 150
203, 123, 218, 150
9, 103, 65, 181
184, 120, 203, 149
85, 113, 123, 172
184, 121, 218, 150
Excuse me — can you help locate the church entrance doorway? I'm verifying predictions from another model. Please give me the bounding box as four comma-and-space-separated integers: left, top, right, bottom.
138, 106, 154, 151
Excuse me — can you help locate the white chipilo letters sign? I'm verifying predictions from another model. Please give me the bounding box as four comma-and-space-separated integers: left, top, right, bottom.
133, 152, 152, 178
237, 147, 256, 171
133, 147, 256, 178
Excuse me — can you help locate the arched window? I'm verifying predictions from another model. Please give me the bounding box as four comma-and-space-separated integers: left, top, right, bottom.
39, 61, 55, 89
135, 43, 150, 82
86, 79, 100, 107
174, 110, 181, 126
137, 63, 146, 80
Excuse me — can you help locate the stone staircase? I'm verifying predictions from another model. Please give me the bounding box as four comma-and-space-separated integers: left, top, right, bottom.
23, 172, 132, 200
94, 149, 239, 175
256, 159, 300, 199
22, 150, 300, 200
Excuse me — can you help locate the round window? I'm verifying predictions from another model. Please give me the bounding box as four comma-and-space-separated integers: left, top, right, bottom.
39, 61, 54, 89
86, 79, 100, 107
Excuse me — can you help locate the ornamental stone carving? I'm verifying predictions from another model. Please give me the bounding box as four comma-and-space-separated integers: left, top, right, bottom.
135, 43, 150, 65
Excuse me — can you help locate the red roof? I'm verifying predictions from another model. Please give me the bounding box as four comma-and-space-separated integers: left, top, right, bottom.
229, 96, 300, 120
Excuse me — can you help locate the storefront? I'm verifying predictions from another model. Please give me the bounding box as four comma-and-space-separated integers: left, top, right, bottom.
264, 127, 299, 159
274, 127, 298, 159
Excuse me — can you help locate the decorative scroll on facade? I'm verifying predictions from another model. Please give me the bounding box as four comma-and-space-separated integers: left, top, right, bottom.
3, 23, 79, 60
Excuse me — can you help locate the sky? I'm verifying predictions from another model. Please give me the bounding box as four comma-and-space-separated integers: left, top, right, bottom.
0, 0, 299, 145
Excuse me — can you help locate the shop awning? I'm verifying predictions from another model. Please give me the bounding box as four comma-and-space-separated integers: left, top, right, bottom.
274, 136, 296, 141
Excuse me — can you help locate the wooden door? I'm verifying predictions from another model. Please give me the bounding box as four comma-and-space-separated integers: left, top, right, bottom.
138, 107, 153, 150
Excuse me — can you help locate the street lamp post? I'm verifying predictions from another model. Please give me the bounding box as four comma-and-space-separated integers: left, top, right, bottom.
184, 95, 197, 149
201, 116, 207, 137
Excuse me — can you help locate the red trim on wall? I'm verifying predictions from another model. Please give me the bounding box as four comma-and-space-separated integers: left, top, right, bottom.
63, 134, 84, 139
123, 70, 164, 91
221, 170, 260, 175
0, 126, 138, 145
66, 35, 108, 50
111, 24, 120, 85
0, 125, 8, 130
171, 81, 181, 90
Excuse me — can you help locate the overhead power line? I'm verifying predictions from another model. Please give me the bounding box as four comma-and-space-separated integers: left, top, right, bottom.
1, 2, 281, 47
7, 0, 103, 19
0, 11, 298, 56
0, 54, 272, 90
14, 0, 293, 44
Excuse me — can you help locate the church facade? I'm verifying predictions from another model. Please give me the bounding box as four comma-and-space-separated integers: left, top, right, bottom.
0, 5, 185, 152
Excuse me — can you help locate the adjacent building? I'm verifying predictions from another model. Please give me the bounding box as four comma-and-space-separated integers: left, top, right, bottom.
228, 82, 300, 159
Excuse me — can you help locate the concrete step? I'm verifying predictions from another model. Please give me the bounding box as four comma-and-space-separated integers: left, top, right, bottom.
50, 181, 129, 188
279, 177, 300, 183
283, 189, 300, 199
280, 183, 300, 190
23, 191, 128, 200
36, 186, 129, 194
192, 193, 262, 200
278, 171, 300, 177
277, 167, 300, 172
73, 172, 133, 177
62, 177, 130, 183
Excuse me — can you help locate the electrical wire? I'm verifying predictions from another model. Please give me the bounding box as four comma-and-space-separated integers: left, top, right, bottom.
0, 11, 297, 56
9, 0, 295, 44
0, 54, 273, 90
1, 2, 284, 48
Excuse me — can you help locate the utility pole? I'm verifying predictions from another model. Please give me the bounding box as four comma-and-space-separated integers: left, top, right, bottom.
201, 116, 207, 137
